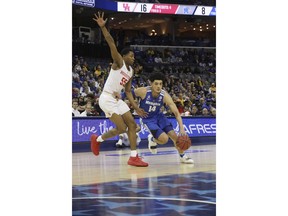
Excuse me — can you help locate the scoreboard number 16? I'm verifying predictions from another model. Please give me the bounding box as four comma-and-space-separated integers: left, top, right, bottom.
141, 4, 147, 12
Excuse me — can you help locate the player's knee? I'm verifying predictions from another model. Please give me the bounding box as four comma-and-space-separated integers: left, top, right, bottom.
158, 135, 169, 144
117, 126, 127, 134
112, 124, 127, 135
127, 121, 137, 131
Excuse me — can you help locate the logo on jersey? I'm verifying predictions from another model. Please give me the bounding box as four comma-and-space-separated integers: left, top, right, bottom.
120, 70, 131, 80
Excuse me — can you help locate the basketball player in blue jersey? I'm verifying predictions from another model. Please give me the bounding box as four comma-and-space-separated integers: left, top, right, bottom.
126, 72, 194, 164
90, 12, 149, 167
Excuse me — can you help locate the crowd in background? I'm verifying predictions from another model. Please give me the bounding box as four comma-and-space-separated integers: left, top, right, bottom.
72, 46, 216, 117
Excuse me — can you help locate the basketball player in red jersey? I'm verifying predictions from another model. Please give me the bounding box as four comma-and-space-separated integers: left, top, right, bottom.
90, 12, 148, 167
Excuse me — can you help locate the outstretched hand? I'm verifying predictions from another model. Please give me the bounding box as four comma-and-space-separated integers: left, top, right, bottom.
93, 11, 107, 28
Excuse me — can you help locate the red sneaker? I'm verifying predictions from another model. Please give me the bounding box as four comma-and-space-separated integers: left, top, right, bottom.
127, 154, 149, 167
90, 134, 100, 156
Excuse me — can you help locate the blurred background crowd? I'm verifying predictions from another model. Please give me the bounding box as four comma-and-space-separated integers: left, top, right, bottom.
72, 46, 216, 117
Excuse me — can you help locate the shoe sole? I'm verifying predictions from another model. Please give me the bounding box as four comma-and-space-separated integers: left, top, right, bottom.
180, 160, 194, 164
127, 157, 149, 167
127, 162, 149, 167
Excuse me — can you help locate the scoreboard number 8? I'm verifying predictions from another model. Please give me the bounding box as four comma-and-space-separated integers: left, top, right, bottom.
202, 7, 205, 15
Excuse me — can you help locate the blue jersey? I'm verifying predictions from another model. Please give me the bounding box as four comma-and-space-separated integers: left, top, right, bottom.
139, 87, 173, 138
139, 87, 165, 119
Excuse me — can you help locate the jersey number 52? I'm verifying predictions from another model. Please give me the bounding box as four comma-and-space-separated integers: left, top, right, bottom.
120, 77, 128, 86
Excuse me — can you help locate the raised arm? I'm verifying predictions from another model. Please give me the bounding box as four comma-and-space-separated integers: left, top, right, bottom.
164, 92, 186, 135
93, 12, 122, 68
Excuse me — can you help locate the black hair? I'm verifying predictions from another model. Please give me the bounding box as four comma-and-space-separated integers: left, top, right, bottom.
149, 72, 166, 84
120, 47, 133, 56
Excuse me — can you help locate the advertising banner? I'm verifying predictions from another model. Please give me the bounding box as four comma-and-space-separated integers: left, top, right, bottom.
72, 117, 216, 143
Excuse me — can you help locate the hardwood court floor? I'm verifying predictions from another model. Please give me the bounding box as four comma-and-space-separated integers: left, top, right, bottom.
72, 144, 216, 216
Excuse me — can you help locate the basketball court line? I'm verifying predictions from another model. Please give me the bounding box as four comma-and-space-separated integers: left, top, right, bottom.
105, 149, 210, 157
72, 196, 216, 205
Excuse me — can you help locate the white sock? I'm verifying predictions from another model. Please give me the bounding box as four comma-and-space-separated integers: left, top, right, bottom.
117, 139, 123, 144
130, 150, 137, 157
97, 136, 104, 142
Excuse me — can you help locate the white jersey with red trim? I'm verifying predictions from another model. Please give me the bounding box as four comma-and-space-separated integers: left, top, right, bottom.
103, 61, 133, 94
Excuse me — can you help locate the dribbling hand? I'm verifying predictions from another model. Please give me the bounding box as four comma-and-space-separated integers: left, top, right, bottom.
178, 129, 186, 136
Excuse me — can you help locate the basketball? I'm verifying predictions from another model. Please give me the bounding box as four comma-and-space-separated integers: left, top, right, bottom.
176, 134, 191, 151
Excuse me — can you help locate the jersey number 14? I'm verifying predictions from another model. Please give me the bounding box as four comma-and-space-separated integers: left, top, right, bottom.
148, 105, 156, 112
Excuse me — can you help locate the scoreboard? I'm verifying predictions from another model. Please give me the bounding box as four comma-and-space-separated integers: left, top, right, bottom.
73, 0, 216, 16
118, 2, 216, 16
